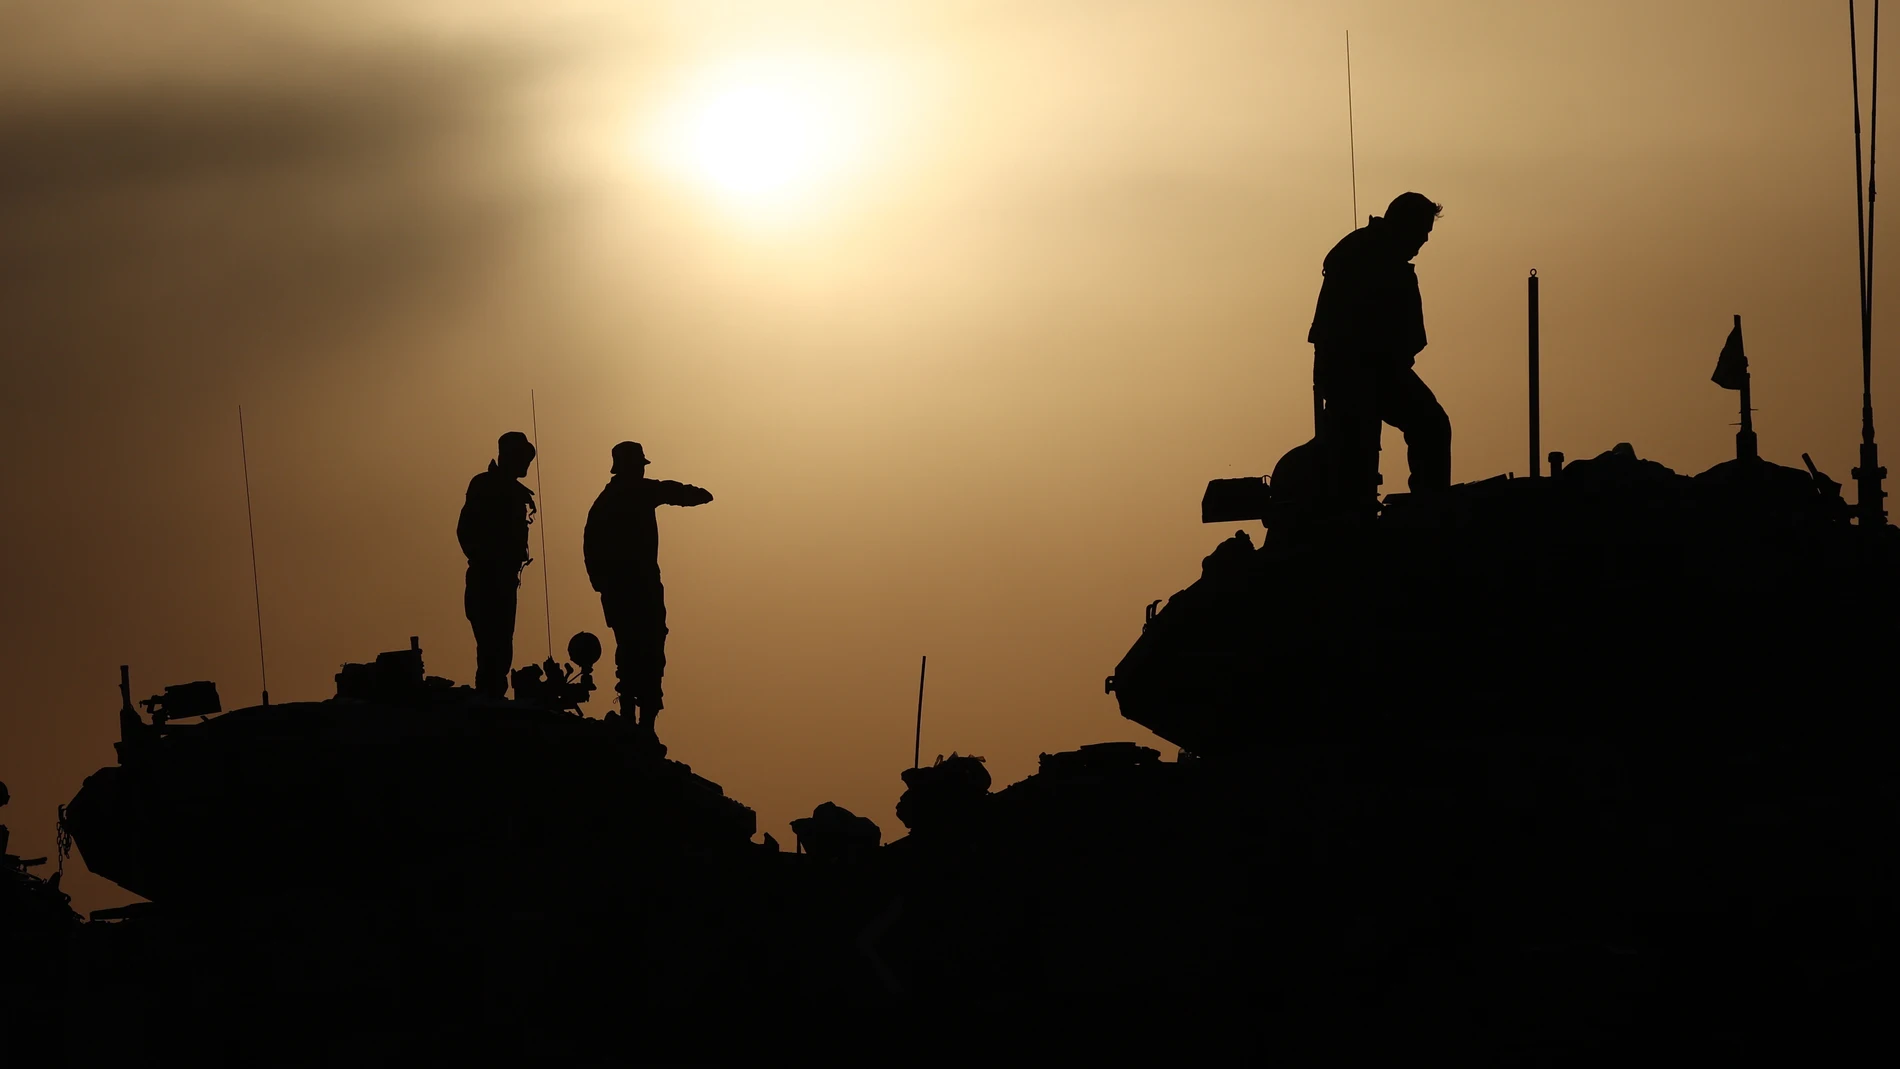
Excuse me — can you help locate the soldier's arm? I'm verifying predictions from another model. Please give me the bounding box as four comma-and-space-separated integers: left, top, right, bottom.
456, 479, 491, 560
1397, 266, 1427, 358
654, 480, 713, 507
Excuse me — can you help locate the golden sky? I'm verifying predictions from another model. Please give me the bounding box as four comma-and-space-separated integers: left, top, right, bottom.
3, 1, 1893, 910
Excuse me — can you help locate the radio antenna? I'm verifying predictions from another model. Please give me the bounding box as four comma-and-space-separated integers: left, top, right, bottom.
1852, 0, 1889, 526
530, 390, 554, 660
238, 407, 269, 706
912, 655, 927, 770
1346, 30, 1361, 226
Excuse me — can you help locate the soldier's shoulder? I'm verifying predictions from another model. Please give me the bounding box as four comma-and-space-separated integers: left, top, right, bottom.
588, 479, 631, 510
467, 469, 529, 499
1324, 226, 1377, 265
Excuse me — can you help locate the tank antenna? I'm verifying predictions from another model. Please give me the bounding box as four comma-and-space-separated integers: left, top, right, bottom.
238, 406, 269, 706
530, 390, 554, 660
912, 655, 927, 770
1346, 30, 1360, 227
1852, 0, 1889, 526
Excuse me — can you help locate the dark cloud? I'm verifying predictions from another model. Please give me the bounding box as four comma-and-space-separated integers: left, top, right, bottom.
0, 42, 561, 399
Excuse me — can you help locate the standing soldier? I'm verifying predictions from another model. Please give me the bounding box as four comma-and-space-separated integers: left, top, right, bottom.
1308, 191, 1453, 508
584, 441, 712, 731
458, 431, 537, 697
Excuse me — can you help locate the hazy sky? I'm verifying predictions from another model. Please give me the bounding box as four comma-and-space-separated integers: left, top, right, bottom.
4, 1, 1893, 911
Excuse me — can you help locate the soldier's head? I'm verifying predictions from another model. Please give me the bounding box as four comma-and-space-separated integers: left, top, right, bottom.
496, 431, 536, 478
1383, 192, 1442, 259
612, 441, 650, 476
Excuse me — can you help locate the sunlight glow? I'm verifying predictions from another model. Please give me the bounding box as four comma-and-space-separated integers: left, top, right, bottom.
645, 57, 878, 216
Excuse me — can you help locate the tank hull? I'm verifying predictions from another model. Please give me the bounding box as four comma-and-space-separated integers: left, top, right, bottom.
1114, 460, 1900, 756
65, 699, 755, 905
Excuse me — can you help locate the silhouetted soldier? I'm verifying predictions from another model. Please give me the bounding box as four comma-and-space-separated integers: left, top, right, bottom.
458, 432, 536, 697
583, 441, 712, 729
1308, 191, 1452, 507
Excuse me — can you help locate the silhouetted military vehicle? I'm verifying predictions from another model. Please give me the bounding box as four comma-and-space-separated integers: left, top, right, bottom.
1115, 442, 1899, 756
65, 636, 755, 907
1093, 381, 1900, 1057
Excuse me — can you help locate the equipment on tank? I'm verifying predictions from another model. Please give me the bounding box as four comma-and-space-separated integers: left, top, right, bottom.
139, 681, 220, 725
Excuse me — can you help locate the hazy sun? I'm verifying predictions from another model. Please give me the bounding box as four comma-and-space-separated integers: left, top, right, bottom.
647, 58, 874, 215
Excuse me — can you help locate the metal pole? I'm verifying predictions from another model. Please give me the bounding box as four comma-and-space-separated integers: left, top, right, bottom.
1528, 270, 1540, 477
912, 655, 927, 770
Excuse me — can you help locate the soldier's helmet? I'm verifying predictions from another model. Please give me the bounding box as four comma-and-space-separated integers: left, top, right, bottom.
612, 441, 649, 474
498, 431, 536, 466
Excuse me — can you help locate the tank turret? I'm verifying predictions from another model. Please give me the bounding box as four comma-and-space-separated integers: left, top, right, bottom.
65, 636, 755, 905
1113, 444, 1900, 758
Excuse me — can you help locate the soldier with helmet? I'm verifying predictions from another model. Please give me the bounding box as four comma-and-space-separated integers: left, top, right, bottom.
583, 441, 712, 731
458, 431, 537, 697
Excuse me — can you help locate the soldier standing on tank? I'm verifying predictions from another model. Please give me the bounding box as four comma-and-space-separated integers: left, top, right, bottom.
458, 431, 537, 697
584, 441, 712, 731
1308, 191, 1453, 507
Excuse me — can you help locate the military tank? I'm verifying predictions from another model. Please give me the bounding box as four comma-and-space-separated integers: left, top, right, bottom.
1112, 442, 1899, 756
64, 634, 757, 907
1091, 350, 1900, 1056
54, 636, 796, 1063
1115, 297, 1900, 759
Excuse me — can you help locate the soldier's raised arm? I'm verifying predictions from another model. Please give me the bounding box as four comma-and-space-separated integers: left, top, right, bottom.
654, 480, 713, 507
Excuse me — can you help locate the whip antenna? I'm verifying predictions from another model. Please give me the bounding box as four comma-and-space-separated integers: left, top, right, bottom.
1851, 0, 1889, 526
238, 407, 269, 706
530, 390, 554, 660
912, 655, 927, 770
1346, 30, 1360, 227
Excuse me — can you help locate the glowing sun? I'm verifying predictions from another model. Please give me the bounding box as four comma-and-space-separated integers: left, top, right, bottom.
648, 58, 873, 214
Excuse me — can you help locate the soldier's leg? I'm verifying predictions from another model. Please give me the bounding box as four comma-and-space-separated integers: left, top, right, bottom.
600, 588, 635, 708
1379, 367, 1452, 493
466, 565, 518, 697
649, 583, 668, 714
1314, 350, 1382, 506
631, 588, 667, 728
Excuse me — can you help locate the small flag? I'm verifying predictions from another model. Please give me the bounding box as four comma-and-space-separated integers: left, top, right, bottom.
1712, 317, 1748, 390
